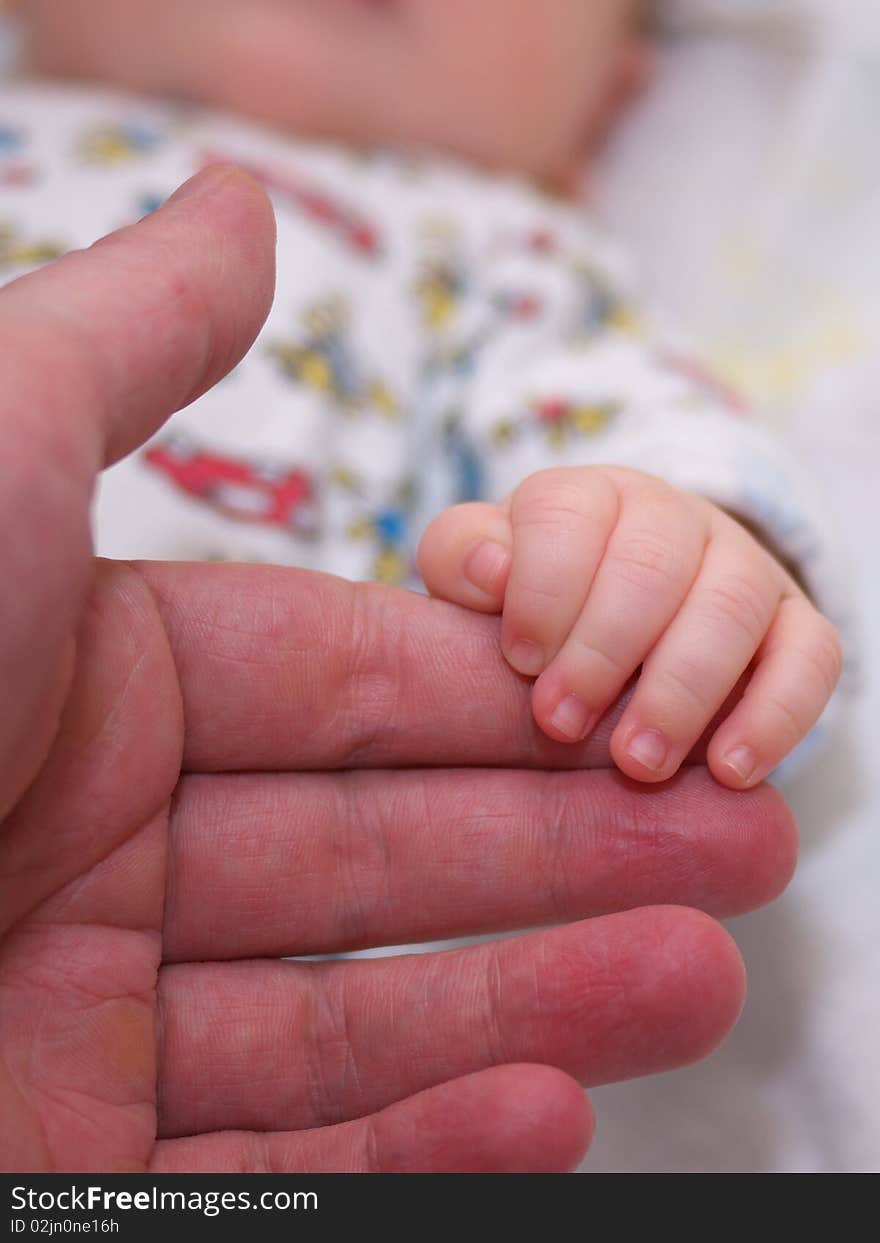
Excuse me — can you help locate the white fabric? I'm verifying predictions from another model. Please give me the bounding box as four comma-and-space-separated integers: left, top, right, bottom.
582, 0, 880, 1172
1, 82, 845, 623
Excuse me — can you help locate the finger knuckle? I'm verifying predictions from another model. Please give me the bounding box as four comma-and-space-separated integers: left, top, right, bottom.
608, 531, 681, 593
511, 578, 568, 609
765, 693, 804, 748
483, 946, 511, 1065
654, 658, 715, 717
800, 617, 844, 699
566, 633, 631, 682
513, 467, 614, 531
698, 573, 770, 645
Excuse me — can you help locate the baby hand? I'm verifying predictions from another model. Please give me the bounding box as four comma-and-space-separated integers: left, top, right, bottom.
418, 466, 842, 788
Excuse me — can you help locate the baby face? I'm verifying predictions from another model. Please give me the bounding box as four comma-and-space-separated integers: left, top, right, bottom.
22, 0, 641, 178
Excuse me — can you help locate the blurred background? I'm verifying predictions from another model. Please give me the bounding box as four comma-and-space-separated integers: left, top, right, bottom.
1, 0, 877, 1172
587, 0, 879, 1172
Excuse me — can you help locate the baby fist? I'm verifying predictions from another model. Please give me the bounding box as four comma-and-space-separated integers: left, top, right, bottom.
418, 466, 842, 788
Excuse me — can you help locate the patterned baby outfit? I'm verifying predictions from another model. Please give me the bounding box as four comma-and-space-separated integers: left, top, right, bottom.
0, 82, 851, 768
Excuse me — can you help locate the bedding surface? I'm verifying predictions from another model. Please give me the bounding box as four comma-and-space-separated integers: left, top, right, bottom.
585, 0, 878, 1172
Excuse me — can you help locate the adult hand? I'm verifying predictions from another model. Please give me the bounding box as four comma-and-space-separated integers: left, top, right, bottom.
0, 170, 797, 1174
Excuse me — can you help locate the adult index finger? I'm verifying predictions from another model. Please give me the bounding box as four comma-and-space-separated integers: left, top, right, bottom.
0, 168, 276, 818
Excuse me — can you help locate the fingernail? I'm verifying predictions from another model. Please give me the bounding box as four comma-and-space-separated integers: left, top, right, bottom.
463, 540, 510, 598
627, 729, 669, 772
549, 693, 593, 741
723, 745, 757, 783
508, 639, 545, 678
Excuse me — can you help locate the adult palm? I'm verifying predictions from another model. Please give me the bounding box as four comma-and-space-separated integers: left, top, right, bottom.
0, 172, 796, 1173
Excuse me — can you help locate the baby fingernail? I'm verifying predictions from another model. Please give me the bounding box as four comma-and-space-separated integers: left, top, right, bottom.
627, 729, 668, 772
463, 540, 510, 597
549, 693, 592, 741
723, 745, 757, 783
508, 640, 545, 677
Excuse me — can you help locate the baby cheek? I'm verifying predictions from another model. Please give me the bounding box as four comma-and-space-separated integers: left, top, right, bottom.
23, 0, 195, 95
412, 0, 621, 174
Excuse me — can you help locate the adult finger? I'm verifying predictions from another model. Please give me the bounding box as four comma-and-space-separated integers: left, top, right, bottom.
137, 561, 755, 772
156, 907, 745, 1137
151, 1064, 594, 1174
1, 165, 275, 472
0, 168, 276, 818
163, 767, 797, 960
